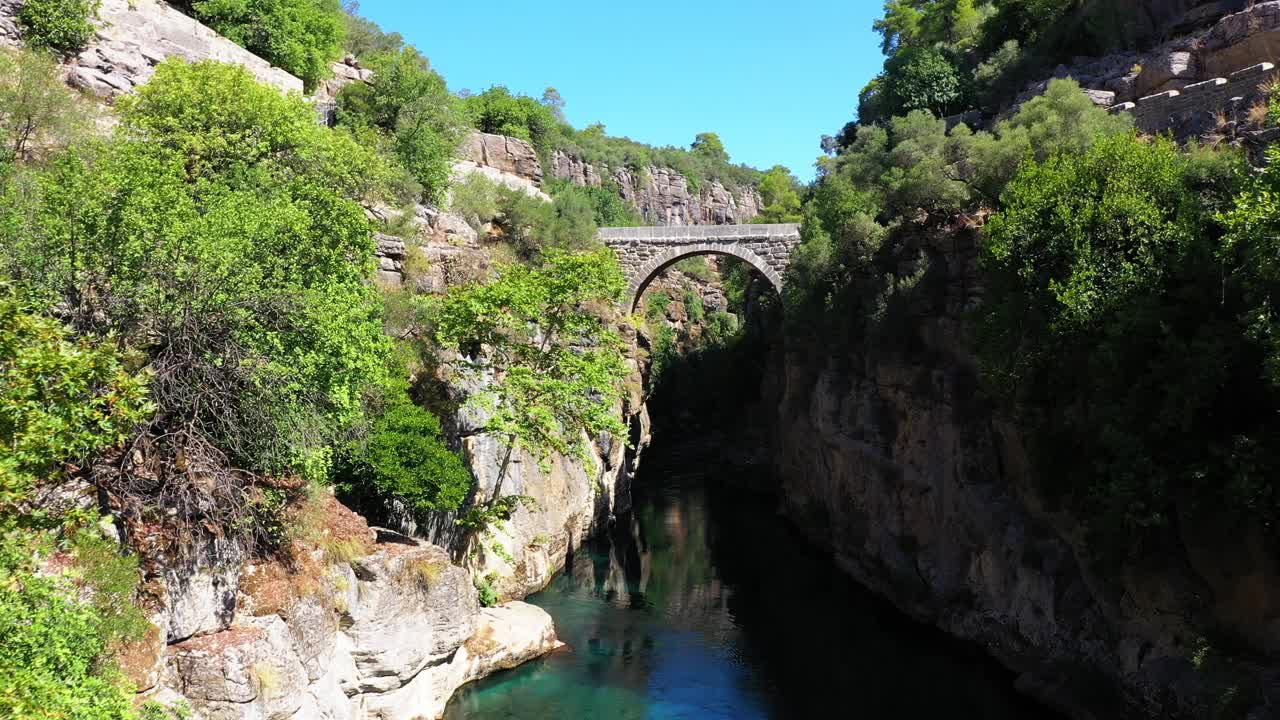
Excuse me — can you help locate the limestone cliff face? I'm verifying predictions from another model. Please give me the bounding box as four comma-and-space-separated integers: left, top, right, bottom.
765, 220, 1280, 719
0, 0, 302, 96
551, 151, 761, 226
137, 498, 563, 720
1006, 1, 1280, 147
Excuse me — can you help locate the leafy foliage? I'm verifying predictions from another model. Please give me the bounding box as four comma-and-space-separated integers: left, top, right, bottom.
336, 401, 472, 523
192, 0, 346, 91
545, 178, 643, 227
754, 165, 803, 224
981, 132, 1269, 550
0, 60, 402, 541
450, 174, 600, 260
0, 295, 151, 508
16, 0, 99, 54
0, 48, 91, 167
793, 79, 1128, 306
430, 249, 629, 469
690, 132, 729, 163
339, 0, 402, 57
865, 47, 967, 122
0, 525, 141, 720
462, 86, 559, 154
336, 46, 463, 204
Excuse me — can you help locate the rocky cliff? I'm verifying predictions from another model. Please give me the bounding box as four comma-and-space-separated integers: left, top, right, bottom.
765, 218, 1279, 719
1007, 1, 1280, 147
127, 496, 563, 720
550, 150, 761, 226
0, 0, 302, 95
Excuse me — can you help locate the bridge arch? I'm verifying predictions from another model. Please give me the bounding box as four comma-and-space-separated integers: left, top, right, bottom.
626, 244, 782, 312
598, 224, 801, 312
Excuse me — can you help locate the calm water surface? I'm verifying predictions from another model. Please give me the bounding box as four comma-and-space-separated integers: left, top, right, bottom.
443, 441, 1054, 720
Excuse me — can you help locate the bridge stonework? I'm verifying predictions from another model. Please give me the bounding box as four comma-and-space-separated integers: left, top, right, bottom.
598, 224, 802, 309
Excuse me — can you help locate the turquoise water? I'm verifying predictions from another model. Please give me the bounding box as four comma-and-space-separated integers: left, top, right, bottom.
443, 442, 1053, 719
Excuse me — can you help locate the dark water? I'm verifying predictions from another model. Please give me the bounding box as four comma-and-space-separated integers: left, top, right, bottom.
443, 441, 1054, 720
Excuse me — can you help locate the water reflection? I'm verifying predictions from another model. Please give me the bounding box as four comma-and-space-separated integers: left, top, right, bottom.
443, 444, 1053, 719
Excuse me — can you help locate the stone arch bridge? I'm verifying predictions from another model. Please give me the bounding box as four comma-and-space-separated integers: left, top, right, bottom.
598, 224, 802, 310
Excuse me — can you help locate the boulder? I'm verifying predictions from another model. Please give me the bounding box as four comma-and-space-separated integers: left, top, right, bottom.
1135, 51, 1197, 97
161, 536, 245, 643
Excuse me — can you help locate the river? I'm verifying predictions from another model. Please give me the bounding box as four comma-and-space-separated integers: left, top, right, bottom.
443, 437, 1056, 719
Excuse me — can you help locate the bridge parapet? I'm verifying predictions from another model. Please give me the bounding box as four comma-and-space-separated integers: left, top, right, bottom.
598, 223, 801, 309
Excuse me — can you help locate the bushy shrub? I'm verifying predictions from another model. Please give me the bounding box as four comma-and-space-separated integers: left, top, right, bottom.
0, 60, 402, 537
192, 0, 345, 91
336, 402, 472, 522
430, 249, 628, 469
545, 178, 643, 227
337, 46, 463, 203
982, 132, 1264, 550
341, 5, 403, 58
754, 165, 802, 224
0, 294, 151, 507
449, 174, 599, 260
794, 79, 1127, 305
0, 48, 91, 166
462, 86, 559, 154
862, 47, 966, 123
0, 526, 139, 720
17, 0, 98, 54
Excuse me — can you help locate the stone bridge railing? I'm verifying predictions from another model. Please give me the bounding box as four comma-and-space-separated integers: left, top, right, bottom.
598, 224, 801, 309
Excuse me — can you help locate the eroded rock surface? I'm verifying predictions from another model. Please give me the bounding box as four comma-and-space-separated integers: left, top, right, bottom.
551, 151, 761, 226
153, 498, 564, 720
0, 0, 302, 96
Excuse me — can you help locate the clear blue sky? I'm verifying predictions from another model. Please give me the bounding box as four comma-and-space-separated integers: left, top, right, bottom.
354, 0, 885, 182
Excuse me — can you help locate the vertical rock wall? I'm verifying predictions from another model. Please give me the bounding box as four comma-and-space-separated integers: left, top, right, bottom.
765, 220, 1280, 719
551, 150, 762, 226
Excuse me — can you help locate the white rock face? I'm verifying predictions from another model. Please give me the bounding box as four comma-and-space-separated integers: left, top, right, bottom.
0, 0, 302, 95
160, 534, 564, 720
451, 132, 551, 201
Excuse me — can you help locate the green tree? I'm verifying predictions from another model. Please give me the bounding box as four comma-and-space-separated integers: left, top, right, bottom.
691, 132, 729, 163
340, 1, 403, 57
462, 86, 560, 155
0, 60, 401, 536
192, 0, 346, 91
336, 401, 472, 523
336, 46, 463, 204
754, 165, 802, 223
16, 0, 99, 54
982, 132, 1262, 548
540, 87, 566, 122
0, 294, 151, 507
430, 249, 629, 475
0, 47, 91, 167
0, 527, 137, 720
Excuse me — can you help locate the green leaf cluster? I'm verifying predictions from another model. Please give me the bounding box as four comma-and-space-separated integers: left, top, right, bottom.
336, 46, 464, 204
0, 59, 401, 482
981, 131, 1277, 551
430, 249, 629, 469
0, 524, 145, 720
0, 48, 91, 167
16, 0, 99, 54
449, 174, 600, 261
0, 294, 151, 507
336, 402, 472, 523
191, 0, 346, 91
793, 79, 1129, 307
